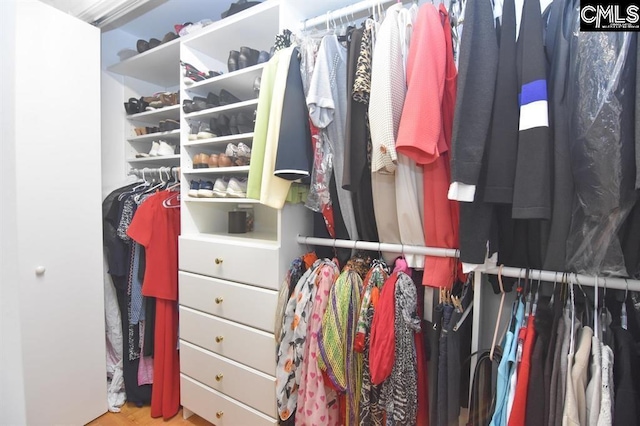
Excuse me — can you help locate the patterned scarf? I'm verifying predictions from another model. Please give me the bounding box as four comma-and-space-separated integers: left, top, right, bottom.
358, 261, 389, 426
275, 255, 315, 344
319, 265, 365, 426
381, 271, 421, 426
276, 258, 335, 420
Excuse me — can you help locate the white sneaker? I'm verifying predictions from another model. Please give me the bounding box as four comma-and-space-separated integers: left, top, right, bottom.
188, 123, 199, 141
226, 177, 247, 198
213, 178, 228, 198
148, 141, 160, 156
157, 140, 175, 156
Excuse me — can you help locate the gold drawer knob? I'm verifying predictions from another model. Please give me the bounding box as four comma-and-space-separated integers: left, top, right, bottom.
215, 373, 224, 382
215, 335, 224, 343
215, 297, 224, 304
216, 411, 224, 419
215, 258, 223, 264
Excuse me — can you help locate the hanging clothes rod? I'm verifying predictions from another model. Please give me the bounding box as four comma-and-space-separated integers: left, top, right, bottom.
301, 0, 410, 30
296, 235, 640, 292
128, 166, 180, 181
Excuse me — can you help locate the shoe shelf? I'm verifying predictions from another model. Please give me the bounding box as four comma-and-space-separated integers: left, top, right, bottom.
185, 63, 265, 100
182, 166, 250, 175
183, 99, 258, 120
184, 197, 260, 204
126, 104, 181, 123
127, 129, 181, 143
181, 1, 280, 60
108, 37, 181, 87
183, 132, 254, 148
126, 155, 181, 166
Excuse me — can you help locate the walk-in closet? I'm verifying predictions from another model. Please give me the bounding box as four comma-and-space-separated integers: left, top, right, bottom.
2, 0, 639, 425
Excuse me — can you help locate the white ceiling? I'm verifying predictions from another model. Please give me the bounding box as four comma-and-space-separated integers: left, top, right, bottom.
38, 0, 236, 39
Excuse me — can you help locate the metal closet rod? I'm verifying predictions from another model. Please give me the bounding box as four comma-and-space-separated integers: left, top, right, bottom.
296, 235, 640, 292
301, 0, 411, 30
129, 166, 180, 181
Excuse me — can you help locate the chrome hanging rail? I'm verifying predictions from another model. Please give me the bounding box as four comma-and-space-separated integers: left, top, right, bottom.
301, 0, 411, 31
296, 235, 640, 292
128, 166, 180, 182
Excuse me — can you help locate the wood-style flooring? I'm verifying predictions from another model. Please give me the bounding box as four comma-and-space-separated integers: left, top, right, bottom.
86, 404, 212, 426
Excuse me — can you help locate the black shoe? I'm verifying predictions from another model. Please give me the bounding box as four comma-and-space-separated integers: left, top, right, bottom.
217, 114, 231, 136
219, 89, 241, 105
207, 92, 220, 106
238, 46, 259, 69
209, 117, 219, 136
229, 114, 239, 135
257, 50, 270, 64
148, 38, 162, 49
228, 50, 239, 72
236, 112, 254, 134
136, 39, 149, 53
124, 98, 141, 114
182, 99, 195, 114
192, 96, 212, 111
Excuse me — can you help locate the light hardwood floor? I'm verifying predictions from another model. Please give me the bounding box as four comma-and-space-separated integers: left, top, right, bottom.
86, 404, 212, 426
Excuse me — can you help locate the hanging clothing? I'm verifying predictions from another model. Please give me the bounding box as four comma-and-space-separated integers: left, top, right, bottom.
127, 190, 181, 420
395, 3, 460, 287
295, 260, 341, 426
509, 313, 537, 425
369, 272, 398, 385
369, 3, 404, 263
597, 343, 614, 426
585, 334, 602, 426
318, 264, 364, 426
308, 34, 359, 243
381, 271, 421, 426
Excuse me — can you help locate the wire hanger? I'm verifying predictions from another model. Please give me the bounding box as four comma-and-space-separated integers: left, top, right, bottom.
490, 265, 506, 361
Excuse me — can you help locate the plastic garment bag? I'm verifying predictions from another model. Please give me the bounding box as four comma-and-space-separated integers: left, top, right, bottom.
566, 16, 638, 276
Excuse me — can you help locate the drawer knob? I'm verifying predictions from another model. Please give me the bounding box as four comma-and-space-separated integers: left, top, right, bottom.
215, 297, 224, 304
215, 335, 224, 343
215, 373, 224, 382
216, 411, 224, 419
215, 258, 223, 265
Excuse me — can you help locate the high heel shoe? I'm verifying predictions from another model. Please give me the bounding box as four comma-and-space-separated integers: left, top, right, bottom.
236, 112, 254, 134
238, 46, 260, 69
207, 92, 220, 107
228, 50, 240, 72
229, 114, 239, 135
219, 89, 241, 106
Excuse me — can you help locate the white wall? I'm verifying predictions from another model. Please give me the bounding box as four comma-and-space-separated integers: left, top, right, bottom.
0, 0, 28, 423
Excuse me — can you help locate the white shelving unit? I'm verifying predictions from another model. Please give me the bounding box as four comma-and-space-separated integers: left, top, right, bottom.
127, 129, 181, 143
126, 155, 181, 167
183, 132, 254, 148
108, 38, 181, 87
125, 104, 181, 123
183, 99, 259, 120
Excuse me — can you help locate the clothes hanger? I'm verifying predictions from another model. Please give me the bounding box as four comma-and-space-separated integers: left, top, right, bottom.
119, 169, 150, 200
489, 265, 506, 361
621, 279, 629, 330
569, 273, 576, 356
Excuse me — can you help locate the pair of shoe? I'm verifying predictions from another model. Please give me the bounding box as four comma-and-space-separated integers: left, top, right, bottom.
136, 140, 175, 158
225, 142, 252, 166
182, 89, 241, 114
227, 47, 270, 72
175, 20, 213, 37
159, 119, 180, 132
188, 122, 217, 140
188, 178, 247, 198
136, 32, 178, 54
193, 153, 220, 168
146, 92, 179, 109
181, 61, 223, 85
211, 112, 254, 137
134, 126, 158, 136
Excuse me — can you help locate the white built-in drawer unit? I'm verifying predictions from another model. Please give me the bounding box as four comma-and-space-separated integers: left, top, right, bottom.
179, 306, 276, 375
179, 271, 278, 333
181, 374, 277, 426
179, 236, 279, 289
180, 341, 276, 417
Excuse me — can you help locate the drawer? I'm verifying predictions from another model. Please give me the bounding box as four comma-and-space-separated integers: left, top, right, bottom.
180, 340, 276, 417
179, 236, 279, 289
180, 306, 275, 375
179, 271, 277, 333
181, 374, 276, 426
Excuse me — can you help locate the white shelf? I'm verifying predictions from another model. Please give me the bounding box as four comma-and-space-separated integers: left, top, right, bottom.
127, 129, 181, 143
182, 1, 280, 60
184, 197, 259, 204
183, 133, 254, 147
126, 104, 181, 123
108, 38, 181, 87
185, 63, 265, 100
181, 231, 278, 244
184, 99, 258, 120
127, 155, 181, 166
182, 166, 250, 174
